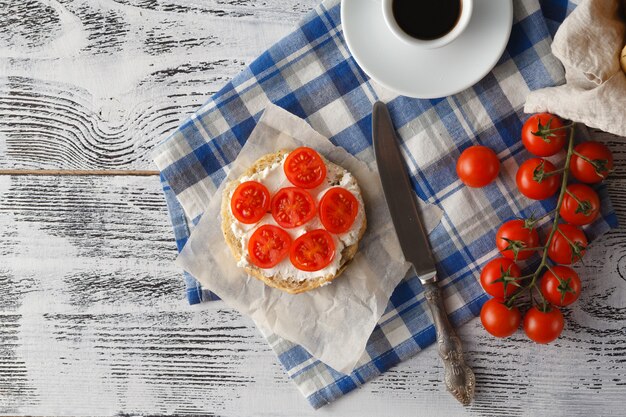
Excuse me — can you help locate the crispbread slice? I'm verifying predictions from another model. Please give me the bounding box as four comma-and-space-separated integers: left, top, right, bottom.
221, 150, 366, 294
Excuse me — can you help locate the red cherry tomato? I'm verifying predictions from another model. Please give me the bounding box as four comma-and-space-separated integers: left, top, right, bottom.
248, 225, 292, 268
271, 187, 316, 229
496, 219, 540, 261
230, 181, 270, 224
480, 258, 522, 299
290, 229, 335, 272
559, 184, 600, 226
284, 147, 327, 189
523, 306, 564, 344
540, 266, 581, 307
521, 113, 567, 157
547, 224, 588, 265
456, 145, 500, 188
319, 187, 359, 234
480, 298, 521, 338
516, 158, 561, 200
570, 141, 613, 183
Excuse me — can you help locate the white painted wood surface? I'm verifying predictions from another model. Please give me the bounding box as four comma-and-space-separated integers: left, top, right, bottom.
1, 1, 625, 416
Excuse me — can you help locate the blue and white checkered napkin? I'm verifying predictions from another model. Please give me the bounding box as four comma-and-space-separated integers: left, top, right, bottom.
154, 0, 618, 408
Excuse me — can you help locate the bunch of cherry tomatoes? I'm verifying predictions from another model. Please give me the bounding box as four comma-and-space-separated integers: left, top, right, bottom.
456, 113, 614, 344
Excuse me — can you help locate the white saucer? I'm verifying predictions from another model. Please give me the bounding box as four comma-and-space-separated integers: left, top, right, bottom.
341, 0, 513, 99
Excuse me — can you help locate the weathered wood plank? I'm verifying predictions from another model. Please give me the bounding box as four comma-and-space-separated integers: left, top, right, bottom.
0, 175, 624, 416
0, 0, 320, 171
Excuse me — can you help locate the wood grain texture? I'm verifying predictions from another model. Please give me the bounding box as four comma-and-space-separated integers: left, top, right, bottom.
1, 0, 626, 416
0, 0, 317, 171
0, 169, 159, 176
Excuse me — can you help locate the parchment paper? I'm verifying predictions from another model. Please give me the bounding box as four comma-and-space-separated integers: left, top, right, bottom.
176, 104, 442, 373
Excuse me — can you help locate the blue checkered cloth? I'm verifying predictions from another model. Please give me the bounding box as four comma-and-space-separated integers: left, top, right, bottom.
153, 0, 618, 408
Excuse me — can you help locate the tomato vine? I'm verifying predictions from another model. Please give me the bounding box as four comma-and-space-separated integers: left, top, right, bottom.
504, 125, 576, 309
477, 114, 614, 344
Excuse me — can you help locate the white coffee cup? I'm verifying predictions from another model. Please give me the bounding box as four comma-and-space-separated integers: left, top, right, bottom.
381, 0, 473, 49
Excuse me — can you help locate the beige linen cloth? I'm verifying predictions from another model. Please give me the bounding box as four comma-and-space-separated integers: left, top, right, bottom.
525, 0, 626, 136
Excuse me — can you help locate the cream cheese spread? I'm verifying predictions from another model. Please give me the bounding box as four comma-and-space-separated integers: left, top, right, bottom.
229, 152, 365, 282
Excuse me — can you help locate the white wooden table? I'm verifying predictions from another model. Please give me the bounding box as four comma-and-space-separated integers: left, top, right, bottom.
1, 1, 625, 416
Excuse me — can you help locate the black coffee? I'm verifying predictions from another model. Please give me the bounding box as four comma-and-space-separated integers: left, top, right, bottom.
392, 0, 462, 41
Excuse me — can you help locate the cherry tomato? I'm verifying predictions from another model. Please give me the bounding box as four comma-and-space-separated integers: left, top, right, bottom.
284, 147, 327, 189
290, 229, 335, 272
570, 141, 613, 183
456, 145, 500, 188
230, 181, 270, 224
516, 158, 561, 200
480, 258, 522, 299
319, 187, 359, 234
496, 219, 540, 261
521, 113, 567, 157
480, 298, 521, 338
523, 306, 564, 344
540, 266, 581, 307
248, 225, 292, 268
559, 183, 600, 226
271, 187, 316, 229
547, 224, 587, 265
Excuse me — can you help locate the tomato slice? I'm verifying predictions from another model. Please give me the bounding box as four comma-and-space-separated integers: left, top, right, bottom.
231, 181, 270, 224
271, 187, 316, 228
290, 229, 335, 272
284, 147, 327, 189
248, 225, 292, 269
319, 187, 359, 234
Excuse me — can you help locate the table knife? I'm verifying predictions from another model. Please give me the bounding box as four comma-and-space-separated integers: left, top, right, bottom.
372, 101, 475, 405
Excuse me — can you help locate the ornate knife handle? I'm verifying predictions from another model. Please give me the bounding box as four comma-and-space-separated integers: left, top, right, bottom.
423, 281, 475, 405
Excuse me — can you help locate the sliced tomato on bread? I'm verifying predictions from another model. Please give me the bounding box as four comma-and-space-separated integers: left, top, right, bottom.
231, 181, 270, 224
319, 187, 359, 234
248, 225, 292, 268
271, 187, 316, 228
284, 147, 327, 189
290, 229, 335, 272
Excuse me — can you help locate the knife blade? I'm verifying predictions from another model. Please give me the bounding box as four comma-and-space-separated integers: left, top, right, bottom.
372, 102, 437, 281
372, 101, 475, 405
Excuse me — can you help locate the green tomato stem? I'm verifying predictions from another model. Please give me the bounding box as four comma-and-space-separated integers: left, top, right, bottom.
518, 246, 546, 252
525, 209, 557, 229
572, 150, 609, 179
539, 208, 557, 220
565, 188, 578, 202
545, 263, 558, 277
542, 167, 567, 178
515, 273, 536, 281
545, 123, 574, 132
519, 124, 576, 303
501, 124, 577, 310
